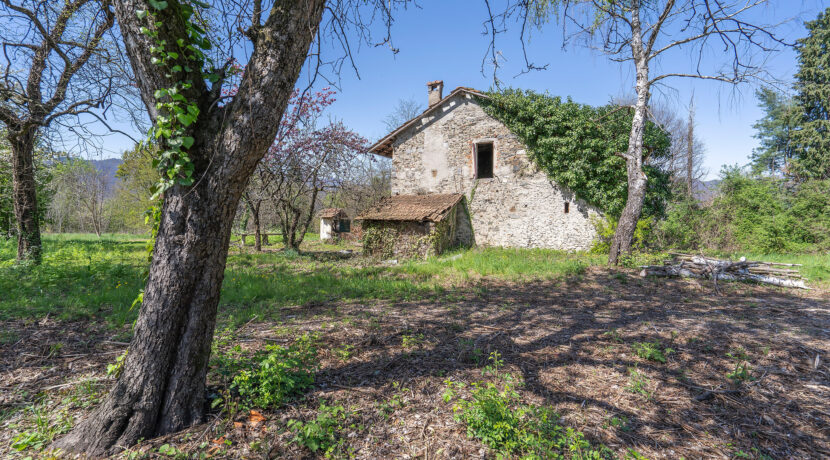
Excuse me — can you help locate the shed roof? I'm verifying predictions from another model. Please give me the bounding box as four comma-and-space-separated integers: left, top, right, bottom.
367, 87, 487, 158
356, 194, 464, 223
318, 208, 347, 219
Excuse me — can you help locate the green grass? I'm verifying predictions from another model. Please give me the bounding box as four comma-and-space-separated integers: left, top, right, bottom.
2, 234, 825, 328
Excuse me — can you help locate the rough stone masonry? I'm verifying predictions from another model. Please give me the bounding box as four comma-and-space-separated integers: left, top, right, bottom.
375, 83, 600, 251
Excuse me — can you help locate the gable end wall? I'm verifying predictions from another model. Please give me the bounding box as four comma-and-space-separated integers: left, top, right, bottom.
390, 94, 599, 250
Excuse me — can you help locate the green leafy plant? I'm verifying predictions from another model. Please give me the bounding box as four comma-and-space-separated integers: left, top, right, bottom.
626, 367, 652, 400
401, 332, 425, 349
106, 349, 129, 378
231, 333, 318, 409
726, 362, 753, 383
632, 341, 673, 363
447, 381, 613, 459
482, 350, 506, 377
11, 405, 73, 452
480, 88, 672, 218
287, 402, 348, 455
334, 344, 355, 362
378, 381, 409, 417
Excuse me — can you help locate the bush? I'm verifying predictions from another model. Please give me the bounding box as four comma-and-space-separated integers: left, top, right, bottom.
231, 334, 318, 409
590, 215, 655, 254
448, 381, 613, 459
656, 168, 830, 254
287, 402, 348, 455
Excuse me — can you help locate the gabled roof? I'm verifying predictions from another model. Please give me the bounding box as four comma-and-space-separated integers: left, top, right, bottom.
318, 208, 347, 219
368, 87, 487, 158
356, 194, 464, 223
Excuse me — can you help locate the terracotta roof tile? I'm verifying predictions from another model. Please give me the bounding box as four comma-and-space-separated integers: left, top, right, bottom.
318, 208, 347, 219
356, 194, 464, 222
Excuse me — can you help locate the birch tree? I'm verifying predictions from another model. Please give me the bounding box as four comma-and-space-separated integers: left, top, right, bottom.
490, 0, 787, 264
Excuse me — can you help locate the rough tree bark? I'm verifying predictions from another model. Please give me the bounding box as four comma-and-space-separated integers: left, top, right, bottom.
53, 0, 326, 456
9, 128, 41, 261
0, 0, 116, 263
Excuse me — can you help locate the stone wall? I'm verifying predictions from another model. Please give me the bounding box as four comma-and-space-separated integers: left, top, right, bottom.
390, 93, 599, 251
361, 220, 433, 259
360, 201, 473, 259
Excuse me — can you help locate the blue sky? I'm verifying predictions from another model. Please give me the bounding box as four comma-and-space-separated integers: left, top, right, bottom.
101, 1, 827, 180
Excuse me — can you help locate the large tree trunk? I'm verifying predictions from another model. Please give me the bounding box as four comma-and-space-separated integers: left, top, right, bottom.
54, 0, 325, 455
10, 129, 42, 263
53, 180, 234, 453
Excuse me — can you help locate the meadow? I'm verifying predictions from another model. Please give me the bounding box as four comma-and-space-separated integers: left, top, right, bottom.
1, 234, 828, 459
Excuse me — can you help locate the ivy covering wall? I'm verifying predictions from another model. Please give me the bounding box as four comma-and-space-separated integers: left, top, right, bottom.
479, 89, 672, 218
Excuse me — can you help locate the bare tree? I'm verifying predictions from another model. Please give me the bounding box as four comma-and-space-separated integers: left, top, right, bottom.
241, 169, 273, 251
47, 159, 110, 234
382, 97, 423, 132
489, 0, 787, 263
266, 118, 369, 250
0, 0, 118, 263
54, 0, 406, 455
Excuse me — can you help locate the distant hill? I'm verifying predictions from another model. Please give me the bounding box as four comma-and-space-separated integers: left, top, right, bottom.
693, 179, 720, 202
88, 158, 123, 195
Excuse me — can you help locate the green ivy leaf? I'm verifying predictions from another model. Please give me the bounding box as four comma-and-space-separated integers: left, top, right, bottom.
136, 9, 148, 19
177, 113, 196, 127
153, 88, 168, 99
181, 136, 195, 149
148, 0, 168, 11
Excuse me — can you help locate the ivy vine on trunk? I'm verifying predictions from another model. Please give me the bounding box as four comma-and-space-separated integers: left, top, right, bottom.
53, 0, 327, 456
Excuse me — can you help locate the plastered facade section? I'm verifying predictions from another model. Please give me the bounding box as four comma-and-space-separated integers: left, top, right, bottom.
390, 94, 600, 251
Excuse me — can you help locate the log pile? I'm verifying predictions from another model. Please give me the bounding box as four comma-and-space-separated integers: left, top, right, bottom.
639, 253, 809, 289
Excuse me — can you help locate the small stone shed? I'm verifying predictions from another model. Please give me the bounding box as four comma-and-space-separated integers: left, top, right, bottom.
356, 193, 473, 259
318, 208, 350, 241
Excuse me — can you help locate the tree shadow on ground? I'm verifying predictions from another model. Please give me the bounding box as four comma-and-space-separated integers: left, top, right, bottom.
306, 269, 829, 459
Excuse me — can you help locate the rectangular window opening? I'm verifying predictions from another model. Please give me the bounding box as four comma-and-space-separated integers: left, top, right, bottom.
337, 219, 351, 233
475, 142, 494, 179
564, 202, 570, 214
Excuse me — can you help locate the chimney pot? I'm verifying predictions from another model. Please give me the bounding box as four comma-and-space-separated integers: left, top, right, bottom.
427, 80, 444, 107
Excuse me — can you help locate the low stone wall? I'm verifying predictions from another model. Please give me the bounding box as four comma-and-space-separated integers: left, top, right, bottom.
361, 220, 433, 259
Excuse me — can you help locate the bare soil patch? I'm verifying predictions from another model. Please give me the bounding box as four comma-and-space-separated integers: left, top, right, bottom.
1, 268, 828, 459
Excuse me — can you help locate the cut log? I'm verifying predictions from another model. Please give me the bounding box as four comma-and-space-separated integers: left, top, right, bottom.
640, 253, 809, 289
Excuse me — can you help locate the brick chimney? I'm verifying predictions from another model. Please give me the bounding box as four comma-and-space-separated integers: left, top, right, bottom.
427, 80, 444, 107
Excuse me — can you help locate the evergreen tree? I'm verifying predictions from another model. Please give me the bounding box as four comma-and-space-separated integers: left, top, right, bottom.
791, 8, 830, 180
750, 87, 800, 176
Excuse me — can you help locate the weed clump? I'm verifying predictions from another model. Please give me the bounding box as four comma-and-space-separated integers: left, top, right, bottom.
230, 333, 318, 409
632, 341, 673, 363
287, 402, 350, 456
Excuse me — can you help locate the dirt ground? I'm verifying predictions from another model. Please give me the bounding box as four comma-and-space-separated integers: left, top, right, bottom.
1, 267, 828, 459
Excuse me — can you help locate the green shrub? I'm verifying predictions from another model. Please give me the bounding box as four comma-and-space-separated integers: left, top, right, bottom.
231, 334, 318, 409
448, 381, 613, 459
287, 402, 348, 455
590, 215, 655, 254
657, 169, 830, 254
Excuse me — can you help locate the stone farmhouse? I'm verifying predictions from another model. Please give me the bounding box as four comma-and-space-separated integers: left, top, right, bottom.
361, 81, 599, 253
